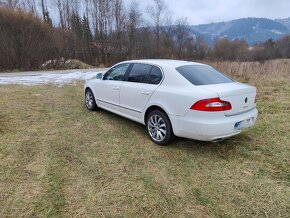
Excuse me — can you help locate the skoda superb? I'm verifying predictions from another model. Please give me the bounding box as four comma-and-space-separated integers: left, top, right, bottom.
84, 60, 258, 145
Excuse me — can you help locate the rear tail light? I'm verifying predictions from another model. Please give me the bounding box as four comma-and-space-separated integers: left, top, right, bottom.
191, 98, 232, 111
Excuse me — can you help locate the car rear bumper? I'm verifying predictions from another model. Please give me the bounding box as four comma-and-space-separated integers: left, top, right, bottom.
170, 108, 258, 141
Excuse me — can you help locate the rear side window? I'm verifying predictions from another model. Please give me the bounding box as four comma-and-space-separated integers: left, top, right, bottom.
128, 63, 162, 84
149, 66, 162, 84
176, 65, 234, 85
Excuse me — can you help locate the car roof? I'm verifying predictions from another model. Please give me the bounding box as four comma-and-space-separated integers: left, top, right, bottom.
120, 59, 206, 68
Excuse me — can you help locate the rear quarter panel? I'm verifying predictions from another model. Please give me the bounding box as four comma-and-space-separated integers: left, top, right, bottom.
145, 67, 218, 116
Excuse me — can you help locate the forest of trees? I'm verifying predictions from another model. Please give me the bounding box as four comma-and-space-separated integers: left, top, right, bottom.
0, 0, 290, 70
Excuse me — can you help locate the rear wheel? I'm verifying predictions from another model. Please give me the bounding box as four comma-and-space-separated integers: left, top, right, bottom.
146, 110, 174, 145
85, 88, 97, 111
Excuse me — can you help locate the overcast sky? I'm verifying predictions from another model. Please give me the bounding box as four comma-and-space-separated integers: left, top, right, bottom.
129, 0, 290, 25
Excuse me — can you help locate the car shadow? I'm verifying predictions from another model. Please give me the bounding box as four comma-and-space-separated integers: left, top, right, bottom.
89, 108, 251, 158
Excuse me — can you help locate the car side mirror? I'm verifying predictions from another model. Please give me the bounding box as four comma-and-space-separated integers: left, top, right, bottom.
96, 73, 103, 79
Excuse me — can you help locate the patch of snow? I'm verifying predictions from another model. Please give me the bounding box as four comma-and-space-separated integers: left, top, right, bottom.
0, 71, 105, 85
271, 29, 284, 35
253, 21, 260, 30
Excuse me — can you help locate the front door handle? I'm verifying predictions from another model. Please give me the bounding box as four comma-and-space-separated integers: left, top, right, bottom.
141, 91, 150, 95
113, 87, 120, 90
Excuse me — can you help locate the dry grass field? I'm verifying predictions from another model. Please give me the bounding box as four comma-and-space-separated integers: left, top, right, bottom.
0, 59, 289, 217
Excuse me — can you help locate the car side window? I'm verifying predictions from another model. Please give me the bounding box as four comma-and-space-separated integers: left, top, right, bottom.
128, 63, 152, 83
149, 66, 162, 84
128, 64, 163, 84
103, 63, 130, 81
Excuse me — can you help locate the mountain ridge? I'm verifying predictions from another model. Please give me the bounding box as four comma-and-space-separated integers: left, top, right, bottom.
189, 17, 290, 46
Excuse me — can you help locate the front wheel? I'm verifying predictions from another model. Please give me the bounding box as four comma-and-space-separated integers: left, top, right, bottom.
85, 88, 97, 111
146, 110, 174, 145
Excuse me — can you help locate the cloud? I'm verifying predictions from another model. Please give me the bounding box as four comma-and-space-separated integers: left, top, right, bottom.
129, 0, 290, 24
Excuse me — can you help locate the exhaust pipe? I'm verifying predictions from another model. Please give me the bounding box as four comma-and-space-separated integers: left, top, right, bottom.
212, 138, 224, 143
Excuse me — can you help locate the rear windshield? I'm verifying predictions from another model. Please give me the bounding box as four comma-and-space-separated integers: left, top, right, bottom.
176, 65, 234, 85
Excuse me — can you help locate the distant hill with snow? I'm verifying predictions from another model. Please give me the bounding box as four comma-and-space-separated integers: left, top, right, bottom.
275, 17, 290, 29
189, 17, 290, 46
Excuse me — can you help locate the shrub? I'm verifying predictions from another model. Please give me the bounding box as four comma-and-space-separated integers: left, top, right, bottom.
0, 8, 55, 70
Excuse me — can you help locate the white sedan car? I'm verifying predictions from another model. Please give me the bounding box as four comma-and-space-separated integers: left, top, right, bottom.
84, 59, 258, 145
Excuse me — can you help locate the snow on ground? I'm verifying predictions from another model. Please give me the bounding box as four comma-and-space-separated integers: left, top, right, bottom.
0, 71, 105, 85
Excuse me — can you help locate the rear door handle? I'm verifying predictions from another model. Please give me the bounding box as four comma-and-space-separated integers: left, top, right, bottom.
113, 87, 120, 90
141, 91, 150, 95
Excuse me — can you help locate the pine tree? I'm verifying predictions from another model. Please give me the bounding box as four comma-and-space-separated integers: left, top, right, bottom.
44, 9, 52, 26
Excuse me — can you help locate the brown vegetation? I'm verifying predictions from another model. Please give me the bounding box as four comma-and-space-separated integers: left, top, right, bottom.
0, 9, 55, 70
1, 1, 290, 71
207, 59, 290, 82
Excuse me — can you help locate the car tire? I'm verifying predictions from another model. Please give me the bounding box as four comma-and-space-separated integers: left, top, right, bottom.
85, 88, 98, 111
146, 110, 174, 145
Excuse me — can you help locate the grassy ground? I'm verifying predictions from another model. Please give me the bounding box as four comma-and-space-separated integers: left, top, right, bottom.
0, 60, 289, 217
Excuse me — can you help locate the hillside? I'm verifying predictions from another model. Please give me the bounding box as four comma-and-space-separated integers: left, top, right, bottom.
190, 17, 290, 45
275, 17, 290, 29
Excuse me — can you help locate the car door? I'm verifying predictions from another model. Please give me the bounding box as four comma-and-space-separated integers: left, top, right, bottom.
95, 63, 130, 112
119, 63, 163, 119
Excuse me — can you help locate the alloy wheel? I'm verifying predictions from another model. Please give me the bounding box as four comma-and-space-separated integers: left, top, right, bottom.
147, 115, 167, 142
85, 91, 94, 109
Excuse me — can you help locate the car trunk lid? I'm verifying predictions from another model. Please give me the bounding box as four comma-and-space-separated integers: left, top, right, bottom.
201, 82, 256, 116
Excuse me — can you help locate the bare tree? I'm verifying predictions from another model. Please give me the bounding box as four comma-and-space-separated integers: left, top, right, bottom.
90, 0, 114, 65
40, 0, 45, 19
63, 0, 71, 28
147, 0, 168, 57
110, 0, 127, 62
3, 0, 20, 9
277, 35, 290, 58
53, 0, 65, 28
25, 0, 36, 13
13, 0, 36, 13
195, 36, 209, 60
162, 14, 175, 58
71, 0, 80, 12
174, 17, 190, 59
127, 0, 141, 59
113, 0, 125, 32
